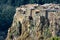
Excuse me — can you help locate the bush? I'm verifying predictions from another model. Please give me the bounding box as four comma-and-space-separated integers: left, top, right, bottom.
50, 36, 60, 40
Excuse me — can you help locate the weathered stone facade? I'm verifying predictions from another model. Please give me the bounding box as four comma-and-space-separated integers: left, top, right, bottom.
6, 4, 60, 40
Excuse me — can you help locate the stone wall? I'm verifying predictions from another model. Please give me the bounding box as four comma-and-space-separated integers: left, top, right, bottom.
6, 4, 60, 40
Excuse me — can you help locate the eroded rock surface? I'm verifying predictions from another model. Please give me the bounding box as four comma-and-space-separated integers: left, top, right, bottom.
6, 4, 60, 40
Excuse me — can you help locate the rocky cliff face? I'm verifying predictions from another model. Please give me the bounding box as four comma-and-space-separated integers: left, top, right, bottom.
6, 4, 60, 40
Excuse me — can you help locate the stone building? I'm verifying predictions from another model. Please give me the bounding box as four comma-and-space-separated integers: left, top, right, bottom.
6, 4, 60, 40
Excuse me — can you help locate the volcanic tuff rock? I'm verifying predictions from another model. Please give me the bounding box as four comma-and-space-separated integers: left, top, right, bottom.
6, 4, 60, 40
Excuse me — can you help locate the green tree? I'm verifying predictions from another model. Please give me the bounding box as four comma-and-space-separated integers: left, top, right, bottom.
23, 0, 29, 4
29, 0, 35, 4
15, 0, 24, 6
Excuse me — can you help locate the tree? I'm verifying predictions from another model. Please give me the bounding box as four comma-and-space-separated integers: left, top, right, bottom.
29, 0, 35, 4
35, 0, 39, 4
23, 0, 29, 4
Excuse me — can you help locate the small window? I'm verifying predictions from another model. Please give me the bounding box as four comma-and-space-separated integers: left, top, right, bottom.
35, 10, 40, 14
34, 6, 37, 8
36, 11, 39, 14
29, 16, 33, 20
23, 11, 26, 14
35, 11, 40, 16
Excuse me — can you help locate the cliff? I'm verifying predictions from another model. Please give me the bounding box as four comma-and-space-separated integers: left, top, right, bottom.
6, 4, 60, 40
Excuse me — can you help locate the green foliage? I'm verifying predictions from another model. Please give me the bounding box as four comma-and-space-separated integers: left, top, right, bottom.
43, 27, 52, 39
50, 37, 60, 40
29, 0, 35, 4
0, 4, 15, 30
